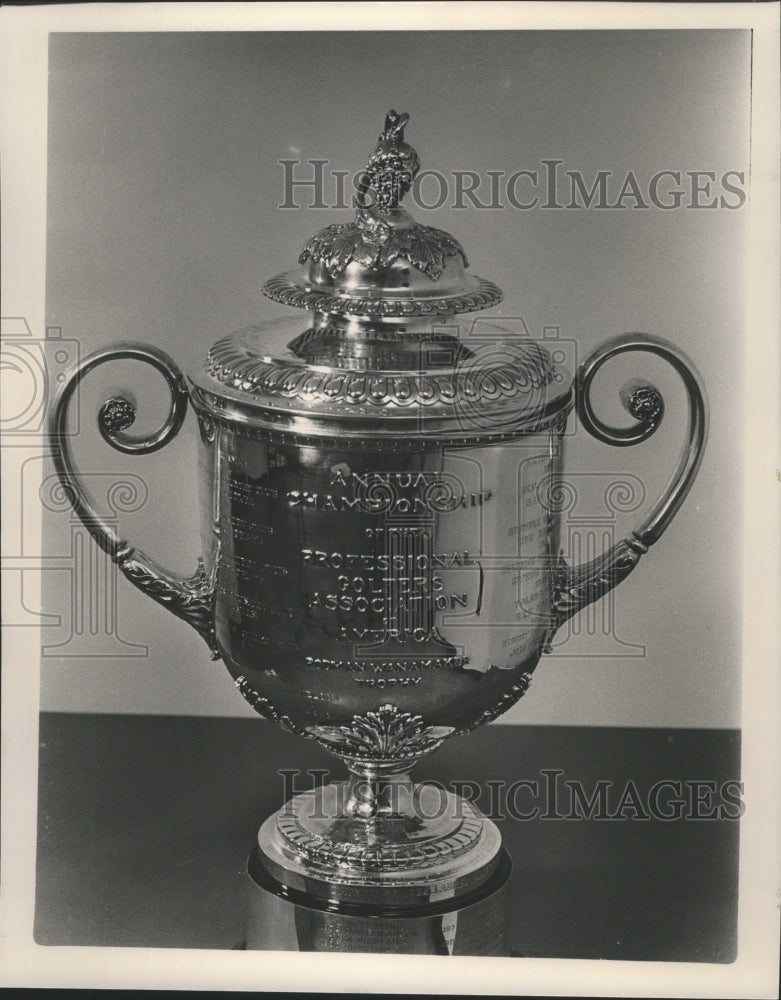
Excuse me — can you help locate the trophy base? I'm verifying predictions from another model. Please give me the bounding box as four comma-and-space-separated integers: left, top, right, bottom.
245, 845, 512, 954
243, 777, 511, 954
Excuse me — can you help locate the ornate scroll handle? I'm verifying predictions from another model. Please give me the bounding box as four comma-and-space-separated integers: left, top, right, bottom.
48, 343, 219, 659
552, 332, 708, 628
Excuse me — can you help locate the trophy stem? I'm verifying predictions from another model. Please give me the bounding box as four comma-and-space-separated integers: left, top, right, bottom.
341, 761, 415, 821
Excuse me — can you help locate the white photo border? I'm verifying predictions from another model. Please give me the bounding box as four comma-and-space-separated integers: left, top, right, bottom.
1, 3, 778, 996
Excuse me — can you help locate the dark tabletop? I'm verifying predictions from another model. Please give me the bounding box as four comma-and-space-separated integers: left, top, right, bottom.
34, 713, 740, 961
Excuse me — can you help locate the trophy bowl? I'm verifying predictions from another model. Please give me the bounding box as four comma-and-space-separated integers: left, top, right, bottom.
49, 111, 707, 954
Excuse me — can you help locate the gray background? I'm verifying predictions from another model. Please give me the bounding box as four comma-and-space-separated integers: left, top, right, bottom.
41, 30, 749, 726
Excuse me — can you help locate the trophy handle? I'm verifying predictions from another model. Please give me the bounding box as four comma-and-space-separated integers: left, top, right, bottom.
48, 342, 220, 659
550, 332, 708, 631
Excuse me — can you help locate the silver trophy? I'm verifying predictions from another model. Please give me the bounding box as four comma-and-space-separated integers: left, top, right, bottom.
49, 111, 708, 954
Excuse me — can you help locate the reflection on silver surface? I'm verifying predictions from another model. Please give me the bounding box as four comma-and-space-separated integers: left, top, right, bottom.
48, 110, 708, 952
246, 846, 512, 955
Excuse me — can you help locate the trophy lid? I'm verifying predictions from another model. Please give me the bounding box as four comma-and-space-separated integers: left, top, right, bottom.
189, 111, 573, 447
262, 109, 503, 318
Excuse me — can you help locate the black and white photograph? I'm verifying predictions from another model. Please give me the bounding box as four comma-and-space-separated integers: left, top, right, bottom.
1, 2, 779, 995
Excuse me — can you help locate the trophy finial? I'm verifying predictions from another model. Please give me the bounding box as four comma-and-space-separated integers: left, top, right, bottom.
358, 108, 421, 213
381, 108, 409, 141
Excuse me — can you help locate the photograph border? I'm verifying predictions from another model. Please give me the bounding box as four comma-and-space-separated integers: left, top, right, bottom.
1, 3, 779, 996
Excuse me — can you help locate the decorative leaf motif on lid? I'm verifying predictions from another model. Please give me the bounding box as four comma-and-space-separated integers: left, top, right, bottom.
297, 111, 468, 282
299, 219, 468, 281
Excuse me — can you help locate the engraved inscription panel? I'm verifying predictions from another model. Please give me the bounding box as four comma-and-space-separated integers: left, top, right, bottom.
200, 425, 561, 731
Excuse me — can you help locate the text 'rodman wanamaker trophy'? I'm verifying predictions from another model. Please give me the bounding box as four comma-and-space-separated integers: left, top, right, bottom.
50, 111, 708, 954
